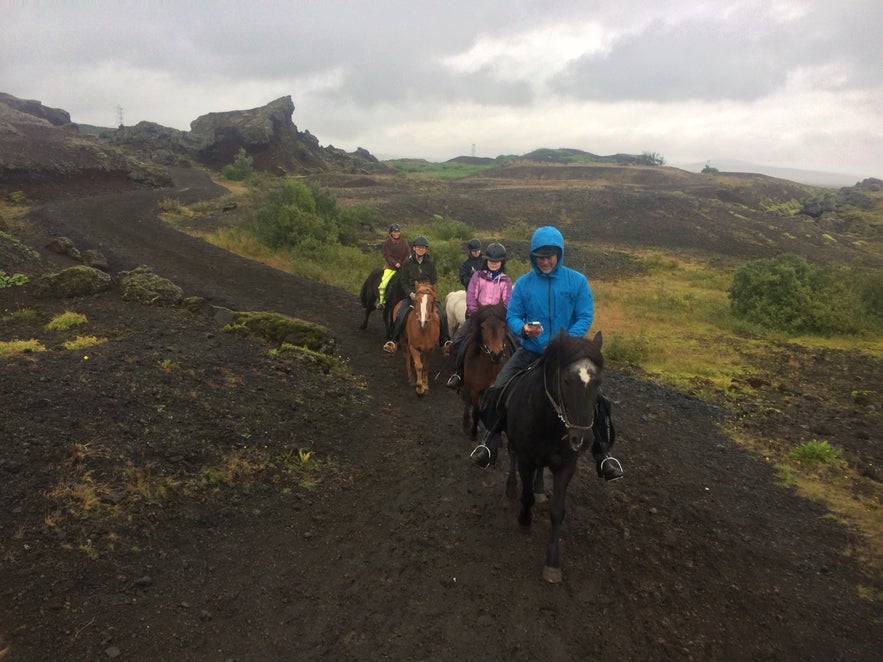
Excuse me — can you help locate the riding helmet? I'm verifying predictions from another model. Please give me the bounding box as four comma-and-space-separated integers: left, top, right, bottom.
467, 238, 481, 251
412, 235, 429, 247
483, 242, 506, 260
389, 223, 401, 233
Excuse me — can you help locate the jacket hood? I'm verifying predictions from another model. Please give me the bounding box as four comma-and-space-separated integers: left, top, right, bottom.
529, 226, 565, 271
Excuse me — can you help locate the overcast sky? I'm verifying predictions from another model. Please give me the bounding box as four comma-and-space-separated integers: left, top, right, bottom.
2, 0, 881, 178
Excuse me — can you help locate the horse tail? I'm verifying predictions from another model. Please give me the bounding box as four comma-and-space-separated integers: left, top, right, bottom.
359, 276, 370, 309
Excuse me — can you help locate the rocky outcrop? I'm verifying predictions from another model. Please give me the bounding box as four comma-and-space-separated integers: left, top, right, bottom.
101, 95, 391, 176
189, 96, 325, 172
187, 95, 389, 175
0, 92, 73, 127
800, 178, 882, 218
1, 91, 390, 196
101, 121, 198, 166
0, 93, 173, 200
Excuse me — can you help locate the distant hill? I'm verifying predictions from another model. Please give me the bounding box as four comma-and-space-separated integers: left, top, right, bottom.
447, 148, 663, 168
678, 159, 864, 188
441, 150, 867, 188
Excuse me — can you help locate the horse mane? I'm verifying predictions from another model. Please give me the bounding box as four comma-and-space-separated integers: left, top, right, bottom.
542, 330, 604, 370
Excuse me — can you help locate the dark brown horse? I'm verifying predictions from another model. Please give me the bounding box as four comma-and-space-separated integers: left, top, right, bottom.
395, 282, 440, 396
460, 303, 511, 439
504, 331, 605, 583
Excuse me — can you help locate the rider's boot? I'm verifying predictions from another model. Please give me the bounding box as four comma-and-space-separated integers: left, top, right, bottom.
596, 455, 624, 481
471, 387, 504, 469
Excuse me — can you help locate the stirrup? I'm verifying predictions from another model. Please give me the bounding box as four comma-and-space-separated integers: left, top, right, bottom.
598, 456, 624, 482
376, 301, 385, 310
446, 373, 461, 389
470, 444, 492, 469
383, 341, 397, 355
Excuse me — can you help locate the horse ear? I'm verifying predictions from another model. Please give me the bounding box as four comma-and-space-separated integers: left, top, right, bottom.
593, 331, 603, 348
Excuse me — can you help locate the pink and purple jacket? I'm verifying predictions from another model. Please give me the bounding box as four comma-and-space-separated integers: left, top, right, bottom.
466, 269, 513, 317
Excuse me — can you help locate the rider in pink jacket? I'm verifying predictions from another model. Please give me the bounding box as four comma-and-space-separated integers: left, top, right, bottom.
446, 242, 513, 389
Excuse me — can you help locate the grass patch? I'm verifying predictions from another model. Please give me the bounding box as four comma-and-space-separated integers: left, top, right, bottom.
156, 358, 180, 372
1, 307, 38, 323
43, 438, 335, 558
63, 335, 105, 350
386, 159, 492, 180
789, 439, 846, 468
194, 446, 326, 492
735, 432, 883, 578
47, 310, 88, 331
0, 338, 45, 356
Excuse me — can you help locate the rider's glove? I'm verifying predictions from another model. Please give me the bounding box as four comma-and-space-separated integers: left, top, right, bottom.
409, 292, 416, 300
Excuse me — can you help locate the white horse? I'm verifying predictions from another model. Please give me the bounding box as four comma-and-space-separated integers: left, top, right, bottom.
444, 290, 467, 336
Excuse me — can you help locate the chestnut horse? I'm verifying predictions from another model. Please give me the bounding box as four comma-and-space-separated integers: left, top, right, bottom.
395, 282, 440, 396
460, 303, 511, 439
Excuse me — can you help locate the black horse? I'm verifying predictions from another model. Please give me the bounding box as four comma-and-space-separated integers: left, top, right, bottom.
359, 268, 406, 337
359, 267, 384, 331
503, 330, 608, 583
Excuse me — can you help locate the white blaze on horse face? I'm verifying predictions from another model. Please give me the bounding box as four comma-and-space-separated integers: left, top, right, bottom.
575, 358, 597, 386
418, 291, 430, 323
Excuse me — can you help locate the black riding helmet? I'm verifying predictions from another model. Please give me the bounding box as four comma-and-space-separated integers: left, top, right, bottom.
483, 242, 506, 260
467, 238, 481, 251
389, 223, 401, 233
412, 235, 429, 247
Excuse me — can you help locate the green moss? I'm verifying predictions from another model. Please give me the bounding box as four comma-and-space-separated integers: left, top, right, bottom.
228, 311, 336, 354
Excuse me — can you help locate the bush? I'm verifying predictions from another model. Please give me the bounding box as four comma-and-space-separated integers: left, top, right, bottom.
338, 204, 379, 247
429, 214, 471, 241
220, 148, 254, 182
246, 180, 338, 250
728, 254, 880, 335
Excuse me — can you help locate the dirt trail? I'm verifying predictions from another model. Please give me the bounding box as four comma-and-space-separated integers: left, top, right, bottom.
1, 168, 880, 661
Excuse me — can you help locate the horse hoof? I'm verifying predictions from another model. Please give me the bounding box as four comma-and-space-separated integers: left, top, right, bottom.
542, 566, 563, 584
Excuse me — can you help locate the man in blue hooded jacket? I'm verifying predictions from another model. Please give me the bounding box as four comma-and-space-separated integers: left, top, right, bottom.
471, 225, 623, 481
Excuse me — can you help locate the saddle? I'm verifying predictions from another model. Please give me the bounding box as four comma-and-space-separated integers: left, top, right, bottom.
480, 360, 540, 432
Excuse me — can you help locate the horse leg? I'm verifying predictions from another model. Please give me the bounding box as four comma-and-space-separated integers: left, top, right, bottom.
517, 460, 535, 528
360, 305, 371, 330
506, 448, 517, 500
533, 468, 547, 503
469, 401, 480, 440
420, 350, 429, 395
542, 462, 577, 584
402, 341, 416, 386
461, 398, 472, 436
412, 347, 425, 395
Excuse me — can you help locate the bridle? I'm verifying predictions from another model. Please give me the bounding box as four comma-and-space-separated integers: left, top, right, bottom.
480, 337, 509, 363
477, 315, 509, 363
543, 360, 596, 449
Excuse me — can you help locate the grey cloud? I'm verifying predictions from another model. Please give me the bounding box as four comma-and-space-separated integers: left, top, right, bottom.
549, 3, 882, 103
